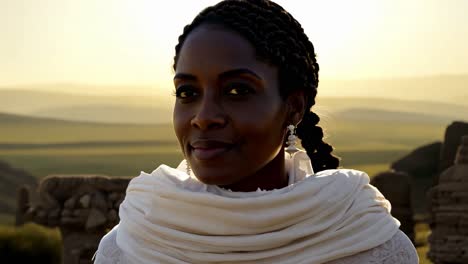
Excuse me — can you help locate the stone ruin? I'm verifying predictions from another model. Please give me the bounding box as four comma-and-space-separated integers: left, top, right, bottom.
427, 135, 468, 263
438, 122, 468, 176
14, 120, 468, 263
370, 170, 414, 243
369, 121, 468, 257
17, 175, 131, 264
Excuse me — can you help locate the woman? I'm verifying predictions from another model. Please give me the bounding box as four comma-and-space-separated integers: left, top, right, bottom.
94, 0, 418, 263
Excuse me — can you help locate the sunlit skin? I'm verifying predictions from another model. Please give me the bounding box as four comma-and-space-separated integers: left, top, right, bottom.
173, 24, 302, 192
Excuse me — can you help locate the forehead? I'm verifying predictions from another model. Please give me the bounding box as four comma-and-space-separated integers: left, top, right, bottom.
176, 24, 276, 77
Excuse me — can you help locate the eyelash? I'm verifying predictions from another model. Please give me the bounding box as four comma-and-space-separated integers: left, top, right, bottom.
173, 83, 255, 100
225, 83, 255, 96
174, 85, 198, 99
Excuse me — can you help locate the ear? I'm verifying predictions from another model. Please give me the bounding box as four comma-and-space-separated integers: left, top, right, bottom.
285, 90, 306, 126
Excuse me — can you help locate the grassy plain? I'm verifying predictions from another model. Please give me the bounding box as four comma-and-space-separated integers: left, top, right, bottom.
0, 113, 444, 263
0, 114, 446, 178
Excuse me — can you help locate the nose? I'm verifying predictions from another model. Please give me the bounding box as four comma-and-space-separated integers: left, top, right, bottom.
190, 95, 227, 130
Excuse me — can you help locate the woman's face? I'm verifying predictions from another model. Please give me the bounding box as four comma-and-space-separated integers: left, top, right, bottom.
173, 24, 289, 189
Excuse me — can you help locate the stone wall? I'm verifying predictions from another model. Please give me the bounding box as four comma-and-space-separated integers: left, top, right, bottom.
428, 135, 468, 263
18, 175, 131, 264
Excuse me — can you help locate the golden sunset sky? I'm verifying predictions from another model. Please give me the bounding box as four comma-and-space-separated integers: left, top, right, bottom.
1, 0, 467, 93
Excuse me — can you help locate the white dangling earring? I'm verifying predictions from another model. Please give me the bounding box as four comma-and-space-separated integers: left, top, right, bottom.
186, 161, 192, 176
285, 124, 300, 157
284, 124, 314, 182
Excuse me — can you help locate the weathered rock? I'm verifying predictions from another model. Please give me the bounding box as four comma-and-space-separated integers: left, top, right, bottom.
85, 208, 107, 230
439, 165, 468, 182
391, 141, 442, 216
61, 216, 82, 226
428, 136, 468, 264
107, 209, 118, 223
61, 209, 72, 217
61, 230, 105, 264
49, 208, 61, 218
109, 192, 119, 202
79, 194, 91, 208
64, 197, 77, 209
106, 199, 113, 209
439, 121, 468, 174
91, 191, 108, 210
392, 141, 441, 179
73, 208, 90, 221
371, 170, 414, 242
17, 174, 131, 264
455, 135, 468, 165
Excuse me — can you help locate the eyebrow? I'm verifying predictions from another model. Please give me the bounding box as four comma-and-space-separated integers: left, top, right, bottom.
173, 68, 262, 81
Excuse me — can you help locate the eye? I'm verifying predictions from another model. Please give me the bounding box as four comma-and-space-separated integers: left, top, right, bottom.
175, 85, 198, 99
226, 83, 255, 96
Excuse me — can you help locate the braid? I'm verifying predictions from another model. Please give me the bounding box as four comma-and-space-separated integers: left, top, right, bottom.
296, 112, 340, 172
173, 0, 339, 172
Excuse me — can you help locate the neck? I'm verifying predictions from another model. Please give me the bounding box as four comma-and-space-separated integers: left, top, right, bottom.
219, 151, 288, 192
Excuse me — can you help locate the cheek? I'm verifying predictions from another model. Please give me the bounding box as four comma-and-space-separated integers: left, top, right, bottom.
233, 102, 286, 150
173, 105, 191, 153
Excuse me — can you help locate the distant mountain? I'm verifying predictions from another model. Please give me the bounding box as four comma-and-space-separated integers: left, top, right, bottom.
315, 97, 468, 122
0, 81, 467, 124
0, 83, 167, 96
334, 108, 456, 124
0, 111, 110, 125
319, 74, 468, 105
34, 104, 172, 124
0, 88, 172, 115
0, 112, 177, 144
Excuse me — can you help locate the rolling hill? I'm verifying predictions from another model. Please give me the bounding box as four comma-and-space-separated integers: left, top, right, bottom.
0, 112, 177, 144
0, 87, 467, 124
34, 104, 172, 124
333, 108, 458, 124
314, 97, 468, 121
318, 74, 468, 105
0, 88, 173, 117
0, 110, 456, 222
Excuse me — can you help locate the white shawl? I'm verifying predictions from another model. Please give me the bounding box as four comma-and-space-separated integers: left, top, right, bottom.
116, 155, 399, 264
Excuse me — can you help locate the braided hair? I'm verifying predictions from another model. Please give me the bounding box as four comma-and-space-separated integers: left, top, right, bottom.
173, 0, 340, 172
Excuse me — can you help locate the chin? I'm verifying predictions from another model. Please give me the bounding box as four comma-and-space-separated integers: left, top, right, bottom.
193, 169, 240, 186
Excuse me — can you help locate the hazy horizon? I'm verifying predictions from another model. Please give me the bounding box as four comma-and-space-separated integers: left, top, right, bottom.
2, 0, 468, 97
1, 72, 468, 86
0, 74, 466, 107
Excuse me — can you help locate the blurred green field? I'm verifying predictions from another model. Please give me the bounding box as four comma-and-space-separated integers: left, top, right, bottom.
1, 151, 183, 178
0, 114, 445, 263
0, 118, 177, 144
0, 117, 446, 179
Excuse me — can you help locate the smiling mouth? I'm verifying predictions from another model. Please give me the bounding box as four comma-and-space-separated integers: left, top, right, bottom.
190, 140, 234, 160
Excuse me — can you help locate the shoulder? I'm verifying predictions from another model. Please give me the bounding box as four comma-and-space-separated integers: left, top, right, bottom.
328, 230, 419, 264
314, 168, 369, 179
93, 225, 124, 263
312, 169, 371, 187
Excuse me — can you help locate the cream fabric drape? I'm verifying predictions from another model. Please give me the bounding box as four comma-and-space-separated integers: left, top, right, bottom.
116, 155, 399, 264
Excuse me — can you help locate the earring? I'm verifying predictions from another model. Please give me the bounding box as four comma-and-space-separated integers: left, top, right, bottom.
186, 161, 192, 176
284, 124, 314, 181
285, 124, 300, 156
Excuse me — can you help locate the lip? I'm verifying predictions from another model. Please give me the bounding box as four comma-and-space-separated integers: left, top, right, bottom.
190, 139, 234, 160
